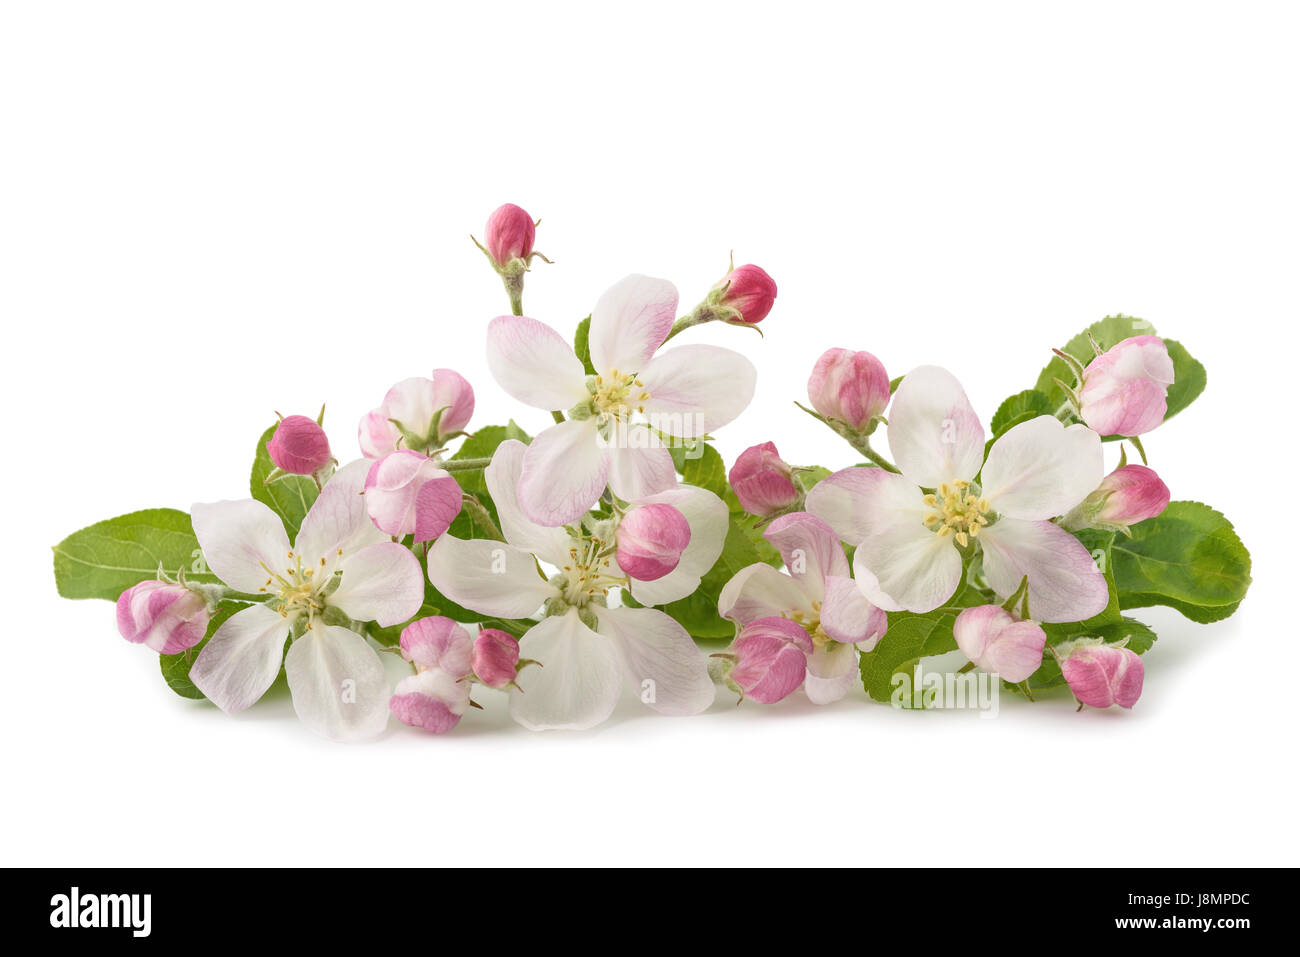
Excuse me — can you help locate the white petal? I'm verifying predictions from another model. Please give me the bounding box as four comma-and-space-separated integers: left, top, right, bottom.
887, 365, 985, 487
595, 606, 715, 716
628, 485, 728, 606
484, 438, 574, 566
804, 641, 859, 705
717, 562, 814, 624
606, 437, 677, 503
588, 274, 678, 374
763, 512, 850, 600
821, 575, 887, 648
852, 520, 962, 614
486, 315, 589, 411
426, 535, 559, 618
639, 344, 757, 436
189, 603, 290, 714
981, 416, 1104, 520
978, 518, 1111, 624
284, 625, 389, 741
295, 460, 385, 569
517, 418, 610, 526
331, 542, 425, 627
509, 610, 623, 731
805, 467, 925, 546
191, 499, 291, 594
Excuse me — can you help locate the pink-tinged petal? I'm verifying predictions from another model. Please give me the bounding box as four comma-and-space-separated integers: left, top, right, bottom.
116, 581, 210, 654
887, 365, 985, 488
953, 605, 1047, 683
820, 575, 887, 649
1079, 335, 1175, 437
472, 629, 521, 689
718, 562, 815, 625
978, 518, 1109, 624
763, 512, 850, 599
390, 670, 471, 733
517, 418, 610, 526
1091, 464, 1171, 527
358, 409, 401, 460
428, 368, 476, 438
615, 503, 691, 582
729, 442, 800, 518
363, 451, 462, 542
188, 603, 290, 714
1062, 644, 1145, 708
484, 203, 536, 265
805, 467, 926, 546
509, 610, 622, 731
588, 274, 678, 374
331, 542, 424, 627
638, 344, 757, 436
399, 616, 474, 678
296, 460, 386, 569
485, 315, 589, 411
981, 417, 1103, 520
606, 437, 677, 503
484, 439, 573, 565
807, 347, 891, 432
190, 498, 292, 594
804, 640, 859, 704
729, 617, 813, 704
594, 606, 715, 716
266, 415, 332, 475
852, 520, 962, 614
412, 473, 463, 543
426, 535, 560, 619
628, 485, 728, 606
284, 625, 389, 741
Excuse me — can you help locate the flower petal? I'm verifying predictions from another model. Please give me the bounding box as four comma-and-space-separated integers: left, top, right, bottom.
296, 460, 386, 568
284, 625, 390, 741
190, 499, 291, 594
981, 416, 1103, 520
594, 606, 715, 716
821, 575, 887, 648
804, 640, 859, 705
805, 466, 925, 546
426, 535, 559, 618
331, 541, 425, 627
717, 562, 814, 625
852, 520, 961, 614
606, 436, 677, 503
484, 438, 574, 566
588, 274, 678, 374
517, 418, 610, 526
886, 365, 985, 487
763, 512, 849, 599
978, 518, 1110, 623
486, 315, 590, 411
639, 344, 757, 436
509, 610, 623, 731
188, 603, 290, 714
628, 485, 728, 606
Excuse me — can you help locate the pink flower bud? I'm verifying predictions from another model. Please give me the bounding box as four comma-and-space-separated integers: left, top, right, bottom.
364, 450, 463, 543
267, 415, 332, 475
616, 503, 692, 582
1094, 464, 1170, 527
472, 628, 521, 689
716, 263, 777, 324
1061, 643, 1144, 709
1078, 335, 1175, 437
358, 369, 476, 458
485, 203, 536, 266
389, 669, 471, 734
399, 616, 474, 678
115, 580, 211, 655
807, 348, 891, 432
729, 442, 800, 517
728, 616, 814, 704
953, 605, 1047, 683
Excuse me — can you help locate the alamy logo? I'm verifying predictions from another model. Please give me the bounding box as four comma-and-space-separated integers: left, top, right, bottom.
49, 886, 151, 937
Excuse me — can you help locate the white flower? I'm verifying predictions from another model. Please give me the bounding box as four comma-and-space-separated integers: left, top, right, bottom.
807, 366, 1109, 623
189, 461, 424, 740
486, 274, 756, 526
425, 440, 724, 730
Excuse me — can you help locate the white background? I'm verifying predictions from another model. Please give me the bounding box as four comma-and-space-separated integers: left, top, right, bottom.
2, 1, 1296, 867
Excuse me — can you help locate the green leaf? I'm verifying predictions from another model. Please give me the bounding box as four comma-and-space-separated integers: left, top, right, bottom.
1111, 500, 1251, 623
574, 315, 597, 376
505, 419, 532, 445
990, 389, 1055, 437
1160, 338, 1207, 424
794, 466, 832, 492
251, 424, 318, 538
675, 441, 727, 496
449, 425, 510, 497
655, 516, 767, 644
53, 509, 219, 601
159, 602, 250, 699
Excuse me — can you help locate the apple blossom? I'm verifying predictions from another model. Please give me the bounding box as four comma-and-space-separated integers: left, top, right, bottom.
390, 669, 471, 734
807, 348, 891, 433
718, 512, 887, 704
724, 617, 814, 704
1078, 335, 1175, 437
400, 616, 474, 677
267, 414, 332, 476
486, 274, 756, 525
473, 629, 522, 689
807, 366, 1109, 623
116, 580, 213, 655
363, 450, 463, 543
1060, 639, 1145, 709
358, 369, 475, 458
729, 442, 801, 517
188, 461, 424, 741
714, 263, 778, 325
1062, 464, 1171, 533
615, 503, 691, 581
953, 605, 1048, 683
484, 203, 536, 267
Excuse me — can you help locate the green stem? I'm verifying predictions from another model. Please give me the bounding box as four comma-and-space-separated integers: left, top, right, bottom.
846, 433, 900, 473
550, 410, 565, 424
441, 457, 492, 472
